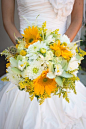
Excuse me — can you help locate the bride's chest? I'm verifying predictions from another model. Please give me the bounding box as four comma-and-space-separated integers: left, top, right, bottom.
17, 0, 75, 6
17, 0, 75, 18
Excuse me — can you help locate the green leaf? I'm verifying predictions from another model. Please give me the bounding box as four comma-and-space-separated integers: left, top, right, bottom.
11, 67, 21, 75
10, 57, 18, 67
55, 76, 63, 87
61, 60, 68, 70
17, 55, 23, 61
60, 71, 73, 78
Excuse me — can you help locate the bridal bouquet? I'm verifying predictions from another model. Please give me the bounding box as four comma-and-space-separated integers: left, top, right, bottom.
1, 21, 86, 104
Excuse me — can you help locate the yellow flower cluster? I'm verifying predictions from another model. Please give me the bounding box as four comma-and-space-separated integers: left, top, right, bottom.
20, 50, 27, 56
1, 77, 9, 82
18, 77, 33, 90
50, 40, 73, 60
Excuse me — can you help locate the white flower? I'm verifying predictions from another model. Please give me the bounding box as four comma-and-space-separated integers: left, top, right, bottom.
27, 41, 40, 54
18, 60, 26, 71
46, 61, 55, 79
46, 51, 54, 60
45, 35, 55, 44
17, 56, 28, 71
67, 57, 79, 71
26, 41, 49, 60
22, 61, 44, 80
7, 67, 21, 85
55, 64, 63, 76
59, 34, 70, 44
39, 51, 53, 64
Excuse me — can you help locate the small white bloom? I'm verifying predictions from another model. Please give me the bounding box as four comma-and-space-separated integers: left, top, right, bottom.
17, 57, 28, 71
18, 60, 26, 71
67, 57, 79, 71
55, 64, 63, 76
59, 34, 70, 44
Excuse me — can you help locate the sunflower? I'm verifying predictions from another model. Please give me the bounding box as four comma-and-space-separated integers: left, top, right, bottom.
22, 26, 40, 48
33, 71, 57, 96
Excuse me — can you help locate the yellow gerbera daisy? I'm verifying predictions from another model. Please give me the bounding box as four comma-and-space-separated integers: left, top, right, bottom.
33, 71, 57, 96
22, 26, 40, 48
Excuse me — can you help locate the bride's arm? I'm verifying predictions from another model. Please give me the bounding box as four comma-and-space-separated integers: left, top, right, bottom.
65, 0, 83, 42
1, 0, 22, 45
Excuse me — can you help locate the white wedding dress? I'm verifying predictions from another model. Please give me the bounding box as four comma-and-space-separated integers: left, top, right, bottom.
0, 0, 86, 129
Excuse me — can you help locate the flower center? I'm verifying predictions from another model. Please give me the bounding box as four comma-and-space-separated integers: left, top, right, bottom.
29, 38, 34, 43
33, 68, 39, 74
43, 78, 48, 82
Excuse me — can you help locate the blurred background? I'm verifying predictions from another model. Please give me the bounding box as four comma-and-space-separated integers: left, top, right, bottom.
0, 0, 86, 86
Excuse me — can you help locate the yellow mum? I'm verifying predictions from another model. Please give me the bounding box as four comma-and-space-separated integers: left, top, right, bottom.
50, 40, 61, 51
22, 26, 40, 48
20, 50, 27, 56
61, 50, 73, 60
33, 71, 57, 96
50, 41, 73, 59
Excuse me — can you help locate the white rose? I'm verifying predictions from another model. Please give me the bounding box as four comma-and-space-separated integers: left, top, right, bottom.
67, 57, 79, 71
60, 34, 70, 44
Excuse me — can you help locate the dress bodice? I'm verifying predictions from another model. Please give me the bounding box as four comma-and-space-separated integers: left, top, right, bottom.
17, 0, 75, 34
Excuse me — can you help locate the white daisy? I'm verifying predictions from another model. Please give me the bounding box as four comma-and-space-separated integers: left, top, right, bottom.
22, 61, 44, 80
26, 41, 49, 60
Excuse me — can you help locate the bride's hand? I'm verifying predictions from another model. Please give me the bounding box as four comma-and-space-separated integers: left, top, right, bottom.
65, 0, 83, 42
1, 0, 22, 45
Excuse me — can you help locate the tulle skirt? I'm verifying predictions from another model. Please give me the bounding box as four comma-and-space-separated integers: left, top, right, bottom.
0, 80, 86, 129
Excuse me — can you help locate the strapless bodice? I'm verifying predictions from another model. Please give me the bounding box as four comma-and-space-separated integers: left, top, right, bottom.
17, 0, 75, 34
